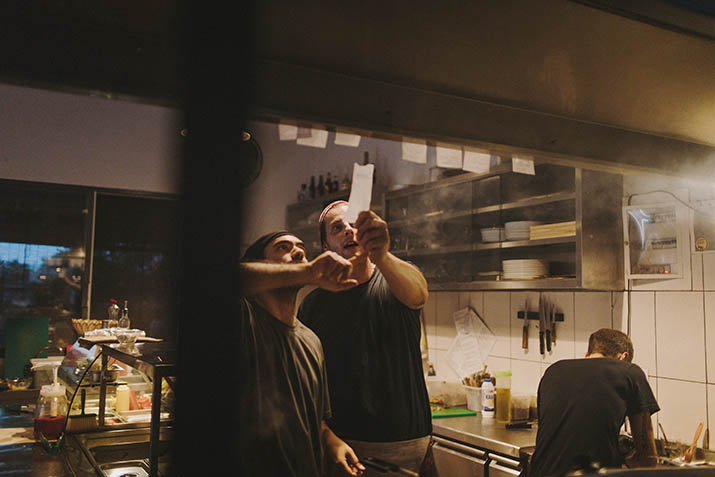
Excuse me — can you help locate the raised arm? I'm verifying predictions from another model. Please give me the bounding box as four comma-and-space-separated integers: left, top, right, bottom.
354, 210, 428, 309
239, 251, 358, 296
625, 412, 658, 468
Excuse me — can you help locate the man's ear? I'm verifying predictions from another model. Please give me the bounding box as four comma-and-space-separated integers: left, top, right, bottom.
618, 352, 629, 361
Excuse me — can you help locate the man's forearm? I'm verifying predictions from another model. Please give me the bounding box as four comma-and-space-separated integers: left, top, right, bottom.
373, 252, 428, 309
627, 413, 658, 468
239, 261, 312, 296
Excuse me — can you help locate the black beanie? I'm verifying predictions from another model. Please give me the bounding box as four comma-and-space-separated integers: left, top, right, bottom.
241, 230, 293, 261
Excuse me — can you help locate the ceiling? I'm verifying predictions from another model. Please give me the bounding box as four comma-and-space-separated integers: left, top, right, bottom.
2, 1, 714, 151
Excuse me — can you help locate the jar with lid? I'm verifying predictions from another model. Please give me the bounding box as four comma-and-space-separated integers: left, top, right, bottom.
495, 371, 512, 424
34, 383, 68, 440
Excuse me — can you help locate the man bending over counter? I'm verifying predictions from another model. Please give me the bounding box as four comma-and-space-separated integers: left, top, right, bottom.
237, 230, 365, 476
530, 328, 659, 477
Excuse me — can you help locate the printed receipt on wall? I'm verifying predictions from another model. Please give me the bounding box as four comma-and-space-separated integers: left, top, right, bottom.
345, 162, 374, 224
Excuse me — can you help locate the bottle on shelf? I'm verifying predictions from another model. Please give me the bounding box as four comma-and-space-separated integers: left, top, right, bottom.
364, 151, 376, 185
119, 300, 130, 329
340, 167, 351, 191
318, 175, 325, 196
107, 299, 120, 328
326, 172, 333, 193
309, 176, 316, 199
298, 184, 307, 202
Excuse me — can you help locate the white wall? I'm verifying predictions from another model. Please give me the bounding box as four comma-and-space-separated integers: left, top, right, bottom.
424, 172, 715, 447
0, 83, 183, 194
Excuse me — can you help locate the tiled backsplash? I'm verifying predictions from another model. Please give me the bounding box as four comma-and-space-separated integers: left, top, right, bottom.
423, 269, 715, 448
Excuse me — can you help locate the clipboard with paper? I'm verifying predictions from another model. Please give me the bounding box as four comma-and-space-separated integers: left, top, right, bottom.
446, 306, 497, 379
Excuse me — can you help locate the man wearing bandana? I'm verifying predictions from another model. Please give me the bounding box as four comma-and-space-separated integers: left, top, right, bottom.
299, 202, 432, 476
237, 230, 366, 476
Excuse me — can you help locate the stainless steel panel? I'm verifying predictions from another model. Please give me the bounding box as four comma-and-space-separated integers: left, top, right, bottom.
432, 442, 487, 477
488, 454, 521, 477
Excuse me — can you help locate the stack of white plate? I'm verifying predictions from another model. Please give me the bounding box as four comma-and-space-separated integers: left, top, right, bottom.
504, 221, 542, 241
502, 259, 548, 279
480, 227, 505, 243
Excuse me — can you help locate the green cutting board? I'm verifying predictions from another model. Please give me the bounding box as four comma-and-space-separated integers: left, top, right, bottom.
431, 405, 477, 418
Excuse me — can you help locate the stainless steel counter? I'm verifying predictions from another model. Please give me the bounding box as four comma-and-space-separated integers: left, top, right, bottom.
432, 415, 537, 459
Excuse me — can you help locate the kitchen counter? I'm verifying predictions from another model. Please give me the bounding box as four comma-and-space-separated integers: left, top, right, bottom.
432, 413, 537, 459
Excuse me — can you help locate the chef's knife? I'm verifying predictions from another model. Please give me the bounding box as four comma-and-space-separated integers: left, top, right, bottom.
522, 298, 529, 349
545, 300, 552, 352
538, 294, 545, 355
551, 302, 557, 344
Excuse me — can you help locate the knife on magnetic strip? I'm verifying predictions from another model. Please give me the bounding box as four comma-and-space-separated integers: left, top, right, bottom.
538, 294, 545, 355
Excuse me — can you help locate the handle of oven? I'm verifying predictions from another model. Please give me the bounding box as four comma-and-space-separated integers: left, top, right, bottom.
431, 436, 487, 459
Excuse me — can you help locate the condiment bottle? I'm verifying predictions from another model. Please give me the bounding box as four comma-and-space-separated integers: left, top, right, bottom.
481, 378, 495, 418
116, 385, 130, 413
495, 371, 512, 424
107, 299, 120, 327
33, 362, 67, 441
118, 300, 130, 329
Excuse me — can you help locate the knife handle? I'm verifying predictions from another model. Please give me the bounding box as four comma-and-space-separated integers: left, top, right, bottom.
539, 331, 545, 355
545, 329, 551, 352
522, 324, 528, 349
551, 322, 556, 343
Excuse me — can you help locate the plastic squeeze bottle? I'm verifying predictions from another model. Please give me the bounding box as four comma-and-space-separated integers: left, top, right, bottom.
481, 378, 495, 418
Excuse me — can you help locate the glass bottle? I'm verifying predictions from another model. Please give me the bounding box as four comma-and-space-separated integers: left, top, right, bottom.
298, 184, 307, 202
309, 176, 316, 199
119, 300, 130, 329
326, 172, 333, 193
317, 175, 325, 196
340, 169, 351, 191
107, 299, 120, 328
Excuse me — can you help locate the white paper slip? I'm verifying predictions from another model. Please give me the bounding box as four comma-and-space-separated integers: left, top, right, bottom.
436, 143, 463, 168
334, 131, 362, 147
462, 148, 492, 173
401, 138, 427, 164
345, 162, 374, 223
512, 156, 536, 175
278, 123, 297, 141
296, 128, 329, 148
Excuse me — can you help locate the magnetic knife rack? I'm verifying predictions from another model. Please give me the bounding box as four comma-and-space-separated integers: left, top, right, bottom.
516, 311, 564, 321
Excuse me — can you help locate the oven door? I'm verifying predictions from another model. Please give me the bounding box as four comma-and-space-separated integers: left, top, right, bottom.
488, 453, 522, 476
431, 436, 488, 477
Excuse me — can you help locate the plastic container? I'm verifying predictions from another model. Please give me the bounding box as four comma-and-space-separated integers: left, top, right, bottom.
481, 378, 495, 418
495, 371, 512, 424
510, 394, 531, 422
116, 385, 130, 413
34, 383, 67, 440
464, 385, 481, 412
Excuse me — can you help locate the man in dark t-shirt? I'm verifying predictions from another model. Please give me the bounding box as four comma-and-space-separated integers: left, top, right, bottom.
299, 201, 432, 476
530, 328, 659, 477
237, 230, 365, 476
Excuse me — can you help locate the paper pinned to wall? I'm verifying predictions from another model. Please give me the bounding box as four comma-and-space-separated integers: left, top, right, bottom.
436, 143, 463, 169
335, 131, 362, 147
402, 138, 427, 164
278, 123, 298, 141
463, 148, 492, 173
296, 128, 329, 148
512, 156, 536, 175
345, 162, 374, 223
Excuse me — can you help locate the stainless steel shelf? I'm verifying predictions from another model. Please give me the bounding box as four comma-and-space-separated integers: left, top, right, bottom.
429, 277, 579, 291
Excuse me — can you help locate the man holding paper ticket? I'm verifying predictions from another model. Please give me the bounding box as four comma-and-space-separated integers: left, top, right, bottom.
299, 200, 431, 476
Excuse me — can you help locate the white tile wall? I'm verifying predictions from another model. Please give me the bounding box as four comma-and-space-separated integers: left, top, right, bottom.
574, 292, 612, 356
705, 253, 715, 291
705, 292, 715, 383
433, 292, 459, 350
657, 377, 707, 445
510, 359, 541, 395
628, 292, 657, 376
708, 384, 715, 451
693, 253, 704, 291
483, 292, 510, 359
656, 292, 705, 382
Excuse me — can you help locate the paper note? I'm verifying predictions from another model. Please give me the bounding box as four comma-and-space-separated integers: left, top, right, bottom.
463, 148, 492, 173
402, 138, 427, 164
335, 131, 362, 147
345, 162, 374, 223
512, 156, 536, 175
296, 128, 329, 148
278, 123, 297, 141
436, 143, 463, 169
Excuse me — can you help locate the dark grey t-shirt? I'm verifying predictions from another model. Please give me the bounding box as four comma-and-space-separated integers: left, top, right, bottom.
530, 358, 659, 477
237, 298, 331, 477
299, 268, 432, 442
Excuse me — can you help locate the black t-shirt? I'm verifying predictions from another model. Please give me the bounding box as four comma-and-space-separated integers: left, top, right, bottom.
237, 298, 331, 477
298, 268, 432, 442
530, 358, 660, 477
